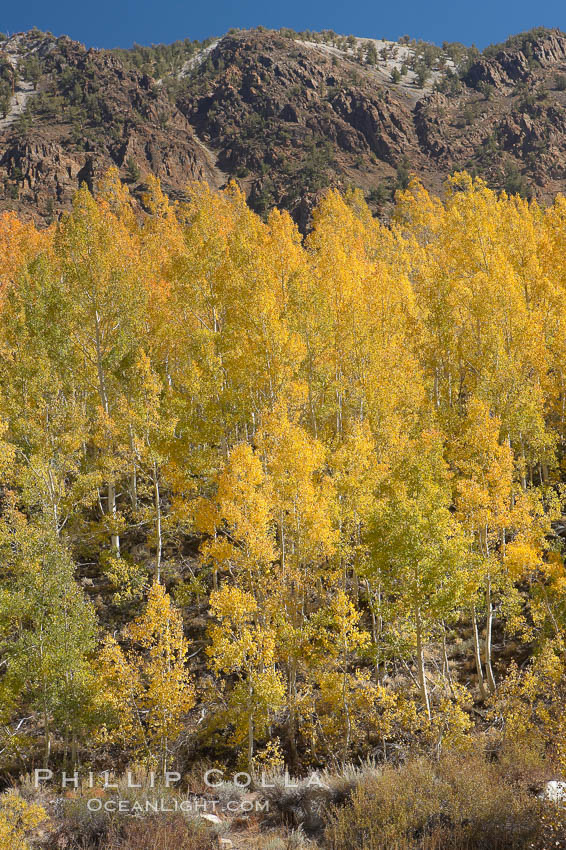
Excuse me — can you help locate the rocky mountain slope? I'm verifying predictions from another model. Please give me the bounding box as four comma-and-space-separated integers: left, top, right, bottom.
1, 25, 566, 224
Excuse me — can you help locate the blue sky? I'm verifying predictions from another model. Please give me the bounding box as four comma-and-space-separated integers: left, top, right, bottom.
2, 0, 566, 50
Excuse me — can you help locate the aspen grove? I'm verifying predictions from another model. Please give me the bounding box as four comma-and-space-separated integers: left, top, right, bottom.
1, 169, 566, 780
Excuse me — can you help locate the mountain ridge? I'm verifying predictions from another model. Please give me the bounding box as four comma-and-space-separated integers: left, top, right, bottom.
1, 25, 566, 225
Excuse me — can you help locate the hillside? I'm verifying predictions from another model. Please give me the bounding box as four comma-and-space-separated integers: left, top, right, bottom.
1, 26, 566, 225
0, 165, 566, 850
3, 22, 566, 850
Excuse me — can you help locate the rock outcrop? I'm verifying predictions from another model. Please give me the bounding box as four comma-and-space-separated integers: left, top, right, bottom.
2, 26, 566, 225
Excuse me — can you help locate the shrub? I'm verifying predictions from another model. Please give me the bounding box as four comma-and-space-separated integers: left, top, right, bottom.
478, 81, 494, 100
125, 157, 141, 183
415, 65, 430, 87
504, 163, 532, 200
101, 816, 218, 850
324, 749, 564, 850
395, 158, 411, 190
0, 92, 10, 119
261, 763, 379, 834
0, 792, 46, 850
367, 184, 390, 207
52, 776, 221, 850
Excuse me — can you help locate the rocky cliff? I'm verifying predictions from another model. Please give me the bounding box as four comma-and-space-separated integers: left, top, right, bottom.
1, 26, 566, 225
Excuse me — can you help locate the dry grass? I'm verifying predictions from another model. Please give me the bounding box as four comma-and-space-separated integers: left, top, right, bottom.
99, 815, 218, 850
324, 748, 566, 850
11, 746, 566, 850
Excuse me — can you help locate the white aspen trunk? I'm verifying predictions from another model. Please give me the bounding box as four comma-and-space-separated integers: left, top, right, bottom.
415, 608, 431, 722
288, 659, 298, 772
472, 606, 488, 700
366, 579, 380, 681
305, 335, 318, 438
280, 512, 286, 578
442, 622, 456, 700
248, 678, 254, 776
479, 525, 496, 694
108, 482, 120, 556
47, 466, 59, 536
520, 433, 527, 491
212, 531, 219, 591
485, 576, 497, 693
342, 643, 352, 760
129, 424, 137, 510
95, 309, 120, 555
153, 460, 162, 582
